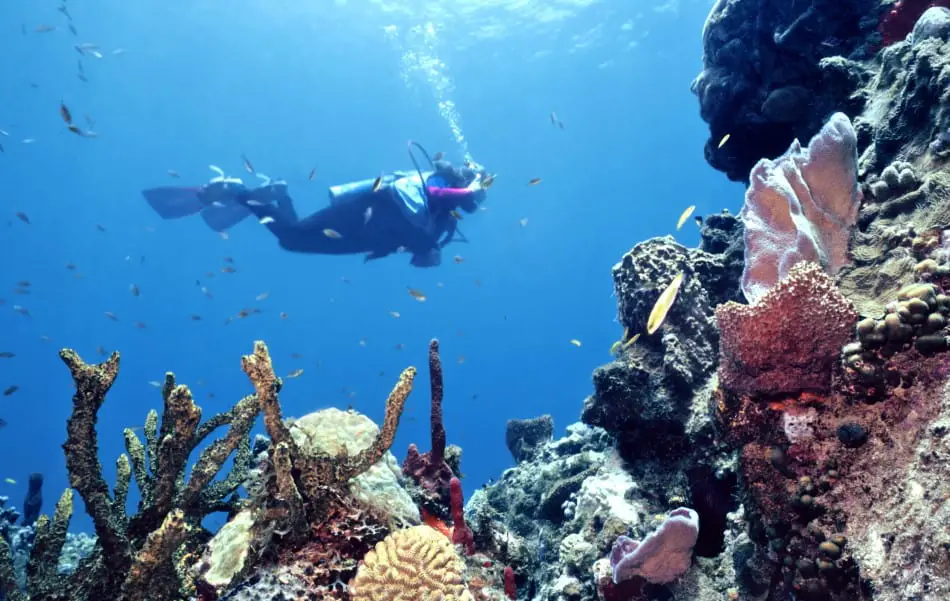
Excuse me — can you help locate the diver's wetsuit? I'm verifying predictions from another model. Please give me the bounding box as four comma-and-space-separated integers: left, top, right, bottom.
240, 177, 483, 266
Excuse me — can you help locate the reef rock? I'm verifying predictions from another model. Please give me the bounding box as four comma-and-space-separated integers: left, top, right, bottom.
692, 0, 876, 181
581, 214, 741, 458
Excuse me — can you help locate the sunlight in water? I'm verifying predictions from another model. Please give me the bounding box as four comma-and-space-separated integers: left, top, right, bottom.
384, 21, 473, 165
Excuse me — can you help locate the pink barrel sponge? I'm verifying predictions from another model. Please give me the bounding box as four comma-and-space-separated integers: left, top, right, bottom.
740, 112, 861, 303
609, 507, 699, 585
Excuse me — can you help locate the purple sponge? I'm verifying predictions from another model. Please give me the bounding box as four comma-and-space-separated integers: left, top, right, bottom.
739, 112, 861, 303
609, 507, 699, 585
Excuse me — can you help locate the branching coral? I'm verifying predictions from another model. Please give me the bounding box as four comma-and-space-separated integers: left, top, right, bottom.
0, 347, 259, 601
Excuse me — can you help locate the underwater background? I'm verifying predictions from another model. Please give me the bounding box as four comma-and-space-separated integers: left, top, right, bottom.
0, 0, 738, 534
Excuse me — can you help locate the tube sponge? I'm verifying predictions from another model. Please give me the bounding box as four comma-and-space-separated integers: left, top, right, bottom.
740, 112, 861, 303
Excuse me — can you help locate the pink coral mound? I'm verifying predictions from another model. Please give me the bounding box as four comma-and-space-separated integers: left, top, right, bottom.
609, 508, 699, 585
740, 112, 861, 303
717, 262, 857, 398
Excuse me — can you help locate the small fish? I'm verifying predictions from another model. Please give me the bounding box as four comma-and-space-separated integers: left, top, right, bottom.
255, 291, 269, 301
0, 352, 14, 359
287, 369, 304, 378
58, 3, 72, 18
389, 311, 401, 318
609, 340, 623, 355
646, 273, 685, 335
221, 266, 236, 274
569, 339, 582, 347
290, 352, 304, 359
96, 346, 106, 356
623, 333, 641, 349
21, 139, 35, 144
190, 315, 202, 321
77, 73, 88, 83
104, 311, 118, 321
12, 289, 29, 296
259, 216, 275, 225
408, 287, 426, 302
453, 255, 464, 264
449, 210, 463, 220
219, 231, 229, 240
96, 223, 106, 232
201, 286, 213, 298
676, 205, 696, 230
16, 281, 30, 288
458, 355, 466, 364
12, 306, 30, 317
528, 177, 542, 186
34, 25, 56, 33
67, 124, 84, 136
4, 478, 15, 485
323, 228, 342, 239
2, 385, 18, 397
133, 321, 147, 329
68, 23, 77, 36
308, 167, 316, 181
65, 262, 77, 270
224, 256, 234, 263
112, 48, 127, 55
14, 212, 29, 224
59, 101, 73, 124
241, 154, 254, 174
717, 133, 731, 149
519, 218, 529, 227
371, 175, 383, 192
0, 130, 7, 137
550, 111, 558, 125
480, 174, 495, 189
363, 207, 373, 224
0, 418, 6, 429
433, 151, 444, 161
167, 170, 180, 178
148, 381, 161, 388
88, 50, 103, 59
280, 312, 288, 319
129, 284, 140, 297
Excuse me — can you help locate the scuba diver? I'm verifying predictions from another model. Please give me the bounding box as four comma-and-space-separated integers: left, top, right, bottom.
141, 142, 488, 267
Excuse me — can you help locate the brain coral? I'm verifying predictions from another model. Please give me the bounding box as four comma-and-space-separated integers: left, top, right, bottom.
349, 525, 473, 601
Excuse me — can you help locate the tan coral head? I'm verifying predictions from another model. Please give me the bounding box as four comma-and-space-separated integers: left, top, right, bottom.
349, 525, 473, 601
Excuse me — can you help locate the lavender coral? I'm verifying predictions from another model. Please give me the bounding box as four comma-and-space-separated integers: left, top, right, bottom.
608, 507, 699, 585
740, 112, 861, 303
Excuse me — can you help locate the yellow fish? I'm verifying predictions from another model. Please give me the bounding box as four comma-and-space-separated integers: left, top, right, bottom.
623, 332, 641, 349
372, 175, 383, 192
676, 205, 695, 230
408, 287, 426, 302
3, 478, 14, 485
609, 340, 623, 355
646, 273, 685, 335
528, 177, 542, 186
323, 228, 342, 239
569, 339, 582, 347
450, 210, 463, 220
717, 133, 730, 149
287, 369, 304, 378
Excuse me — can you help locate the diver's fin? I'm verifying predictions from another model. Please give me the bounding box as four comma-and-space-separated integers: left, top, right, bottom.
141, 187, 205, 219
200, 203, 253, 232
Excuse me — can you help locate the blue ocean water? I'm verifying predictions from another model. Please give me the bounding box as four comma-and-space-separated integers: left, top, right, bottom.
0, 0, 740, 533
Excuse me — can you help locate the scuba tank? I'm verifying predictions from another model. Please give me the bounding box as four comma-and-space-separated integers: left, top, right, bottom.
328, 177, 389, 205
